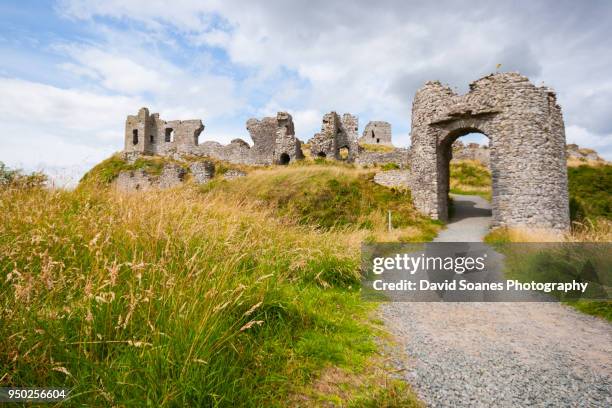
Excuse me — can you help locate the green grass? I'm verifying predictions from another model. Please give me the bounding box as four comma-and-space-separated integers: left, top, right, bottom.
201, 165, 440, 241
449, 160, 492, 200
380, 162, 400, 171
79, 154, 173, 185
1, 167, 428, 405
568, 164, 612, 221
485, 233, 612, 321
358, 144, 395, 153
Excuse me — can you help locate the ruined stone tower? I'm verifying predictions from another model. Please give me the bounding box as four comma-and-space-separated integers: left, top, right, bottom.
124, 108, 303, 165
124, 107, 204, 157
309, 112, 359, 161
408, 72, 570, 231
359, 121, 392, 146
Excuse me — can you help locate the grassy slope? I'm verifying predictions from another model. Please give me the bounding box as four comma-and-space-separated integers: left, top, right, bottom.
202, 165, 440, 242
449, 159, 492, 200
1, 160, 429, 406
567, 164, 612, 222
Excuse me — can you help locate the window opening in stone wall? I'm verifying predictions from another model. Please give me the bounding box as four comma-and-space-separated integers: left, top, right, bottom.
132, 129, 138, 145
165, 128, 175, 142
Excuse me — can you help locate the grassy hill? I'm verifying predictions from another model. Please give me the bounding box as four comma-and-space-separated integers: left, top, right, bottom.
449, 159, 491, 199
1, 158, 430, 406
567, 164, 612, 222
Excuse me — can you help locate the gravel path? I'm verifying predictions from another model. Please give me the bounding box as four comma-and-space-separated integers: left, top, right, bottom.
380, 195, 612, 407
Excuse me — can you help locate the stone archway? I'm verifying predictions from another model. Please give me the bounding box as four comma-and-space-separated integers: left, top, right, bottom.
408, 73, 570, 231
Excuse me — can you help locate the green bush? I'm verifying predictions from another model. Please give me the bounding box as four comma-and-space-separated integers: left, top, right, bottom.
567, 165, 612, 221
0, 161, 47, 189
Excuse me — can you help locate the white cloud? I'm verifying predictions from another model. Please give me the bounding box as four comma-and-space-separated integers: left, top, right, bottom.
0, 77, 139, 136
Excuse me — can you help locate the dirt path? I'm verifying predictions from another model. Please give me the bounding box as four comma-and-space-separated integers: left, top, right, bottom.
380, 195, 612, 407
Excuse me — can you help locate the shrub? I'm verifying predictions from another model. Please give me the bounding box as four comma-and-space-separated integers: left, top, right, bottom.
0, 161, 47, 189
567, 164, 611, 221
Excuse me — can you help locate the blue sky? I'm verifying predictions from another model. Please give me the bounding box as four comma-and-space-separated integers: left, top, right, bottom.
1, 0, 611, 185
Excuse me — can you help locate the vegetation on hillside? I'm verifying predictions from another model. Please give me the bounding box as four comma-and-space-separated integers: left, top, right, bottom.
449, 159, 491, 199
567, 164, 612, 222
1, 158, 430, 406
0, 186, 422, 406
201, 165, 441, 241
0, 161, 47, 189
358, 144, 396, 153
484, 163, 611, 321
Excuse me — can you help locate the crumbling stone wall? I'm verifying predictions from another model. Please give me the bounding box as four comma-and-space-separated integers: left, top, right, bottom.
115, 163, 186, 192
189, 161, 215, 184
124, 107, 204, 156
408, 72, 569, 231
359, 121, 392, 146
373, 170, 410, 188
309, 112, 359, 161
223, 169, 246, 180
565, 143, 606, 163
452, 141, 490, 166
124, 108, 303, 166
354, 148, 410, 167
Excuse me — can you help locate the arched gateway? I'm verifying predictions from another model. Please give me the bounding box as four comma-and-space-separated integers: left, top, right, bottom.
409, 73, 570, 231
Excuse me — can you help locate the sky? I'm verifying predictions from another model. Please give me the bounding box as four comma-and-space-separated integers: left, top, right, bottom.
1, 0, 611, 185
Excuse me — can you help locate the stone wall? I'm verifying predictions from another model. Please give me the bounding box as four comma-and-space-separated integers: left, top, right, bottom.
565, 143, 606, 163
124, 107, 204, 156
115, 163, 186, 192
124, 108, 303, 166
359, 121, 392, 146
373, 170, 410, 188
189, 161, 215, 184
408, 72, 570, 231
308, 112, 359, 161
273, 112, 304, 164
452, 141, 490, 166
354, 148, 411, 167
451, 141, 606, 168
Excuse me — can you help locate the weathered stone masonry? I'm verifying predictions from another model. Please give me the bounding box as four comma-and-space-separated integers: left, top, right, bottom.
408, 72, 569, 231
125, 107, 204, 158
309, 112, 360, 161
124, 108, 303, 166
359, 121, 393, 146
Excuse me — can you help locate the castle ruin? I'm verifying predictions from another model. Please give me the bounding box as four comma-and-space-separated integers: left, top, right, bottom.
359, 121, 393, 146
120, 72, 571, 231
124, 108, 303, 165
308, 112, 360, 161
408, 72, 569, 231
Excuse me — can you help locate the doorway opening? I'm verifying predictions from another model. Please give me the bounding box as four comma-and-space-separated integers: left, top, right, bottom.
338, 146, 349, 160
441, 131, 492, 221
279, 153, 290, 165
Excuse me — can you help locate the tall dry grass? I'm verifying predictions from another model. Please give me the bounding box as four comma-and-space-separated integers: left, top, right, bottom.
0, 185, 374, 406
